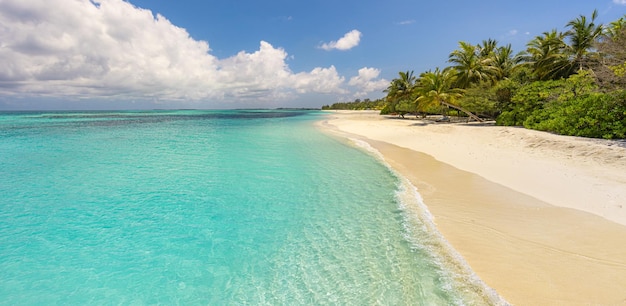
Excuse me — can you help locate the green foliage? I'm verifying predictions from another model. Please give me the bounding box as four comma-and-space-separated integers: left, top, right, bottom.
610, 62, 626, 77
524, 91, 626, 139
448, 41, 498, 88
509, 65, 536, 85
415, 68, 463, 110
496, 71, 598, 126
566, 10, 603, 71
321, 98, 385, 110
458, 83, 499, 118
496, 71, 625, 139
395, 100, 416, 113
381, 71, 418, 116
493, 78, 521, 107
379, 98, 418, 117
593, 19, 626, 89
371, 12, 626, 139
497, 78, 565, 125
519, 29, 571, 81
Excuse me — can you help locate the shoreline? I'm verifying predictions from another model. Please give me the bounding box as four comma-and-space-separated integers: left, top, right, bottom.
318, 110, 626, 305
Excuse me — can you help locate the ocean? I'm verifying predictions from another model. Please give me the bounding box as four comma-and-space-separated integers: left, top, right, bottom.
0, 110, 498, 305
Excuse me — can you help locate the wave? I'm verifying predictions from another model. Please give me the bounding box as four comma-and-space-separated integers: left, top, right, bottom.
348, 137, 509, 306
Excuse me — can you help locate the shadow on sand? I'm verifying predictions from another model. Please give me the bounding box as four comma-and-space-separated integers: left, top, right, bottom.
382, 115, 496, 127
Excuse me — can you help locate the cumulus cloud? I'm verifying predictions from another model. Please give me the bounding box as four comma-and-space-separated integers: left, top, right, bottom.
0, 0, 382, 106
348, 67, 388, 97
614, 0, 626, 5
294, 66, 348, 94
320, 30, 362, 51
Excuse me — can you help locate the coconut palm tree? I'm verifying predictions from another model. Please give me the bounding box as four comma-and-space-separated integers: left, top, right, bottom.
604, 15, 625, 39
414, 68, 482, 122
478, 39, 499, 58
448, 41, 498, 88
492, 44, 519, 80
383, 70, 417, 117
566, 10, 604, 71
520, 30, 571, 80
594, 15, 626, 87
385, 71, 416, 99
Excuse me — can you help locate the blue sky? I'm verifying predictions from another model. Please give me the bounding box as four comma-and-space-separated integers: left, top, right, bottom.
1, 0, 625, 110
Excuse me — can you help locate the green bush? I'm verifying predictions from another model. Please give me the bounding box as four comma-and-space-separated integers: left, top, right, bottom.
524, 91, 626, 139
496, 71, 600, 128
458, 83, 499, 119
379, 99, 417, 117
496, 79, 559, 125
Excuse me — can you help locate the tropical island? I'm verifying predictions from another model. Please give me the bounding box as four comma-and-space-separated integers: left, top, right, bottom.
323, 11, 626, 139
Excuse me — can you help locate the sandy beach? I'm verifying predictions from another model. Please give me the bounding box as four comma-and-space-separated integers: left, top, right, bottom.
320, 110, 626, 305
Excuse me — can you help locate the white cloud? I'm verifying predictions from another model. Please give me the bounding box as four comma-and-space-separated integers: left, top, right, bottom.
348, 67, 389, 97
0, 0, 382, 106
613, 0, 626, 5
320, 30, 362, 51
294, 66, 348, 94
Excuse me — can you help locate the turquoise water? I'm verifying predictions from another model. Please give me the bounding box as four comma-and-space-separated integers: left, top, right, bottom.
0, 110, 497, 305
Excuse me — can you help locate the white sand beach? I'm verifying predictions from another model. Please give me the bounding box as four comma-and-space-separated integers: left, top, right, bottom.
320, 110, 626, 305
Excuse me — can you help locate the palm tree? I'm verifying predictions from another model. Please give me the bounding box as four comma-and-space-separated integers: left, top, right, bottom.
384, 71, 417, 117
492, 44, 519, 80
478, 39, 499, 58
598, 15, 626, 67
385, 71, 416, 98
448, 41, 498, 88
566, 10, 604, 71
414, 68, 483, 122
520, 29, 571, 80
594, 15, 626, 87
604, 15, 625, 39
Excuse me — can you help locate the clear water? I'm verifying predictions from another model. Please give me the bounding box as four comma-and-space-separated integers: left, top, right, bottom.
0, 110, 497, 305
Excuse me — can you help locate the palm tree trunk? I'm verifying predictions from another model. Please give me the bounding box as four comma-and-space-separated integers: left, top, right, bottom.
439, 100, 483, 122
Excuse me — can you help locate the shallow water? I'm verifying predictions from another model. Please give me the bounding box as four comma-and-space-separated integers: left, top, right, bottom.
0, 110, 494, 304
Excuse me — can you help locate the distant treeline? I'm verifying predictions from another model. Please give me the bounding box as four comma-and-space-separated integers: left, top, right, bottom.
321, 98, 385, 110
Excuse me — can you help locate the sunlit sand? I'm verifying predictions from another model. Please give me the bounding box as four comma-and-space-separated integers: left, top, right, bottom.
320, 110, 626, 305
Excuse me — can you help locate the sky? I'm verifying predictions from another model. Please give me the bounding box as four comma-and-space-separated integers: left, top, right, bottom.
1, 0, 625, 110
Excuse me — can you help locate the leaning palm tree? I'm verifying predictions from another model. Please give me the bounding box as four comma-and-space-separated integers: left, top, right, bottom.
448, 41, 498, 88
566, 10, 604, 71
415, 68, 483, 122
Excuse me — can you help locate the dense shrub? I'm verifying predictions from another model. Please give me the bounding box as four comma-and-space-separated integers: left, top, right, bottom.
496, 71, 599, 127
380, 99, 418, 117
524, 91, 626, 139
496, 79, 565, 125
458, 83, 499, 119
